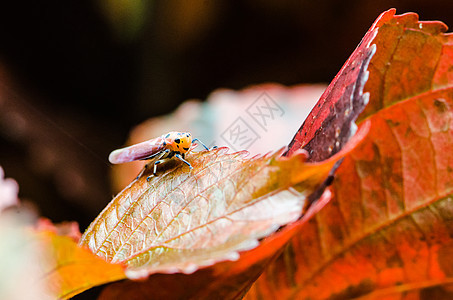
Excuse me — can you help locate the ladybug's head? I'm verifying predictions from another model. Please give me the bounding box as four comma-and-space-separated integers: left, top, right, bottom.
164, 132, 193, 153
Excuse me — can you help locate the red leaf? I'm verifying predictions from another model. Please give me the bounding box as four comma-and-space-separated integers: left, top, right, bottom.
247, 9, 453, 299
285, 14, 378, 161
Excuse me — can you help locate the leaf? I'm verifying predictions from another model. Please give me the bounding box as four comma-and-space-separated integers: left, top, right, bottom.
35, 218, 82, 242
74, 118, 368, 299
0, 167, 125, 299
79, 146, 348, 277
286, 22, 376, 162
77, 6, 374, 297
246, 9, 453, 299
37, 230, 126, 299
97, 185, 334, 299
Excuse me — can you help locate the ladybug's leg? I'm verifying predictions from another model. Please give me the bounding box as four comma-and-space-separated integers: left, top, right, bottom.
174, 153, 193, 170
192, 138, 210, 151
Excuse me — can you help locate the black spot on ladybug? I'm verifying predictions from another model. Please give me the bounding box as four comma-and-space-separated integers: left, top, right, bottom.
183, 147, 189, 151
177, 144, 180, 149
175, 138, 180, 144
165, 133, 170, 138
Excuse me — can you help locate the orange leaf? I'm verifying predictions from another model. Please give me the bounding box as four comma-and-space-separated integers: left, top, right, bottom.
79, 146, 352, 277
37, 230, 126, 299
247, 9, 453, 299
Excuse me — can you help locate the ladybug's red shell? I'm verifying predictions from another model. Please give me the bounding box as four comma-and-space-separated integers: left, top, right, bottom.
163, 132, 193, 154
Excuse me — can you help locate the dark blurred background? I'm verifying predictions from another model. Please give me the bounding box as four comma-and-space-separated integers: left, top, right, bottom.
0, 0, 451, 235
